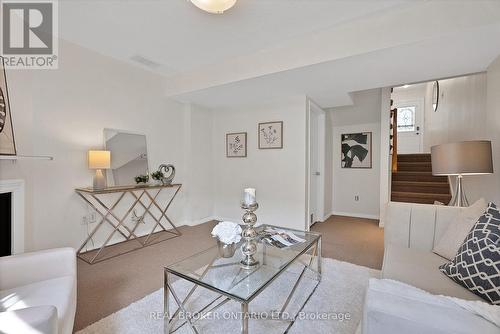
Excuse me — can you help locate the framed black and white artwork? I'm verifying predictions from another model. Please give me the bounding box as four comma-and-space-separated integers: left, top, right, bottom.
0, 57, 16, 156
341, 132, 372, 168
258, 121, 283, 149
226, 132, 247, 158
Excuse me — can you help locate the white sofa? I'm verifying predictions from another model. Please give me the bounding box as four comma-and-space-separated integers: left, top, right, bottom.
362, 202, 498, 334
0, 248, 77, 334
382, 202, 482, 301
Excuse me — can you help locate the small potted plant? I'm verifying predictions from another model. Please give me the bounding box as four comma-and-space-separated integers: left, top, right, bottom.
151, 170, 165, 185
134, 174, 149, 184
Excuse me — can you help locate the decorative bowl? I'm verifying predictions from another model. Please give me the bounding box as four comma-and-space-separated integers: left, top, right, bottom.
217, 240, 237, 258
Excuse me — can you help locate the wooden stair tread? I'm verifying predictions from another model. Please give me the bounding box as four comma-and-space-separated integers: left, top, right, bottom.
397, 161, 432, 164
397, 163, 432, 167
393, 171, 435, 174
392, 181, 449, 187
392, 184, 448, 190
391, 198, 450, 205
392, 173, 445, 180
391, 192, 451, 199
397, 165, 432, 172
397, 154, 432, 162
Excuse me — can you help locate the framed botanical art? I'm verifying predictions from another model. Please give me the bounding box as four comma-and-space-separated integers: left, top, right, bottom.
0, 57, 16, 156
226, 132, 247, 158
341, 132, 372, 168
258, 121, 283, 149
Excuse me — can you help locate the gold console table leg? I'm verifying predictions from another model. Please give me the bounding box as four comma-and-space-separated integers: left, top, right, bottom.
75, 184, 182, 264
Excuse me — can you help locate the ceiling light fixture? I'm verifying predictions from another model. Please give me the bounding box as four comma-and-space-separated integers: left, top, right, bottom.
190, 0, 237, 14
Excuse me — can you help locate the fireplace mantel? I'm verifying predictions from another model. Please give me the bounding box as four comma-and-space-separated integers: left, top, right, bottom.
0, 179, 25, 254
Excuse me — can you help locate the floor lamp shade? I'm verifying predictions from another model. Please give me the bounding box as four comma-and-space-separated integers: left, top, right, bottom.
431, 141, 493, 175
431, 141, 493, 206
88, 150, 110, 190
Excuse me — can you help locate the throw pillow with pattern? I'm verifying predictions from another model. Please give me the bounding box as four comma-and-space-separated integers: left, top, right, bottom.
440, 202, 500, 305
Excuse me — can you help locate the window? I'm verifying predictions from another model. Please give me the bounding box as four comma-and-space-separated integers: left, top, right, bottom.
397, 106, 416, 132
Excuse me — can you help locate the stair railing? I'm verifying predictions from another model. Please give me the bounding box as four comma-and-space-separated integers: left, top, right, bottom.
390, 97, 398, 172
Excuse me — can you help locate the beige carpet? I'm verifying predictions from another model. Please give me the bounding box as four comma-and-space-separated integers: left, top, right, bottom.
311, 215, 384, 270
75, 216, 383, 331
77, 259, 379, 334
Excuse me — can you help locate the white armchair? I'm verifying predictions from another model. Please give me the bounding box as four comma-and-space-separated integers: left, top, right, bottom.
0, 248, 77, 334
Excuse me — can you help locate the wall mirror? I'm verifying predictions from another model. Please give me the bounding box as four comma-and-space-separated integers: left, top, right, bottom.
432, 80, 440, 112
104, 129, 149, 186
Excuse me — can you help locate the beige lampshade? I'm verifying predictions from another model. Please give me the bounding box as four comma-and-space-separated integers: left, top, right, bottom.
88, 150, 111, 169
431, 141, 493, 176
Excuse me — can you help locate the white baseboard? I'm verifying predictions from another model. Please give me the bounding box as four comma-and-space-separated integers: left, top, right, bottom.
185, 212, 380, 229
182, 216, 245, 227
329, 211, 380, 220
180, 215, 219, 227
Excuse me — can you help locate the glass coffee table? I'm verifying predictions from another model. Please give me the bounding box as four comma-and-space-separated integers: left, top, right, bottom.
163, 225, 321, 334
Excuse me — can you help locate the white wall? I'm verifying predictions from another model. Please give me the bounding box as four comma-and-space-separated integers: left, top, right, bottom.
324, 112, 334, 217
180, 104, 215, 225
423, 73, 487, 153
0, 40, 213, 251
0, 39, 314, 252
482, 56, 500, 204
378, 88, 392, 227
326, 89, 382, 219
392, 83, 427, 105
5, 39, 495, 253
430, 71, 498, 204
212, 96, 308, 231
390, 73, 497, 203
392, 74, 488, 153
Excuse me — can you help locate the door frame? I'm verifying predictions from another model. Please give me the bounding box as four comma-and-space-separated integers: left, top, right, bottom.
305, 98, 326, 230
393, 98, 425, 154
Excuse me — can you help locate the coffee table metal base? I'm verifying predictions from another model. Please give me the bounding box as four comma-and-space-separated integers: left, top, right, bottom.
164, 238, 321, 334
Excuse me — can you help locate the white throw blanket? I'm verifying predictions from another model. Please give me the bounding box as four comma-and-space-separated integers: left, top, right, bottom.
446, 296, 500, 327
369, 279, 500, 327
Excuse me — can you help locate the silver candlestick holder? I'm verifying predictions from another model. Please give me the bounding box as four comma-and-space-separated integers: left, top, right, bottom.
240, 202, 259, 269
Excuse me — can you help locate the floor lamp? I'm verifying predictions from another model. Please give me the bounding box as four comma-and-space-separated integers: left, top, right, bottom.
431, 141, 493, 207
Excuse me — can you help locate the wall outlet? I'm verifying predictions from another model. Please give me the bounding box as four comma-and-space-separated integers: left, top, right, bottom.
89, 211, 97, 223
354, 195, 360, 202
81, 211, 97, 225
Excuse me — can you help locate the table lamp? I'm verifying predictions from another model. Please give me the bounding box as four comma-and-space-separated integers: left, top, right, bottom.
88, 150, 111, 190
431, 140, 493, 207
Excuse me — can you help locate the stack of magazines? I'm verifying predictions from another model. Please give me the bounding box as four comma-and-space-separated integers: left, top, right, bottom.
260, 227, 306, 248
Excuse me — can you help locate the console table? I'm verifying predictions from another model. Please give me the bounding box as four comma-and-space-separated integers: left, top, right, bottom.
75, 183, 182, 264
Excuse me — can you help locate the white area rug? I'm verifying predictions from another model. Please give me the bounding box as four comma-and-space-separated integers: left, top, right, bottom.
77, 259, 379, 334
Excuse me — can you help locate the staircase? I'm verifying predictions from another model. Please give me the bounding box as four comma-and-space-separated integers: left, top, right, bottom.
391, 154, 452, 204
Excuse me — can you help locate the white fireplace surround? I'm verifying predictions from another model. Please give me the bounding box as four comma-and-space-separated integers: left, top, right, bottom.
0, 179, 25, 254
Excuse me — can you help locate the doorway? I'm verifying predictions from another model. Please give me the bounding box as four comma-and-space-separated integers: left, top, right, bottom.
307, 99, 326, 229
394, 98, 424, 154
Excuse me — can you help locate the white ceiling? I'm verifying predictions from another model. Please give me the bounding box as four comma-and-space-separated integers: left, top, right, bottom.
173, 23, 500, 108
393, 82, 428, 95
58, 0, 500, 109
59, 0, 412, 76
